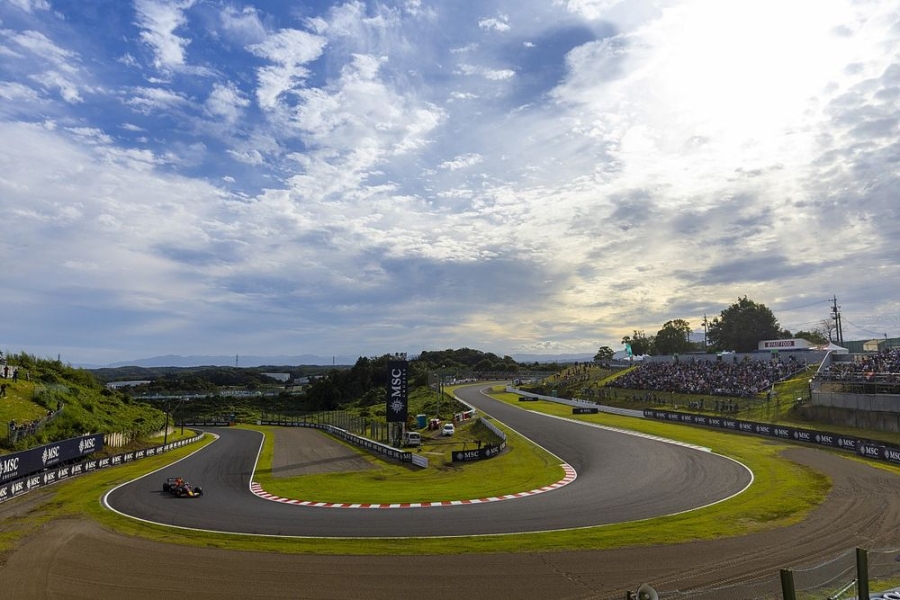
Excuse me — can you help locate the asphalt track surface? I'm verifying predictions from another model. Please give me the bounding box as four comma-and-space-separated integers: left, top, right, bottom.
105, 386, 752, 537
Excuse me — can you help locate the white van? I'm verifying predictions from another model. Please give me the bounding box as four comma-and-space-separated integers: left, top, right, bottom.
402, 431, 421, 447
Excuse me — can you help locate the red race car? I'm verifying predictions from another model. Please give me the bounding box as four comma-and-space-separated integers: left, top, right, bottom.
162, 477, 203, 497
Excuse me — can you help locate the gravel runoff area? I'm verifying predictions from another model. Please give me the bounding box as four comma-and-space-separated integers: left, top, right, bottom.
1, 430, 900, 599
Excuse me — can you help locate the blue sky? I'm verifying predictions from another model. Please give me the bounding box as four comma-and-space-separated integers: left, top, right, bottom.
1, 0, 898, 366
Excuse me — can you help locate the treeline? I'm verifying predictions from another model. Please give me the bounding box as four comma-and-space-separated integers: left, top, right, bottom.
416, 348, 520, 373
301, 349, 529, 411
93, 349, 554, 416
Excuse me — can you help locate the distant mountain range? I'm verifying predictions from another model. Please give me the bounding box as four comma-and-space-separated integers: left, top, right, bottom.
79, 352, 595, 369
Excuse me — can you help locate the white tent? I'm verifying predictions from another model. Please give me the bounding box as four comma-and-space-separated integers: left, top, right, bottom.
613, 351, 646, 361
821, 342, 849, 353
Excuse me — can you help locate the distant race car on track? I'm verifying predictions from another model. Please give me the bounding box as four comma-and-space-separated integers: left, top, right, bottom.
162, 477, 203, 497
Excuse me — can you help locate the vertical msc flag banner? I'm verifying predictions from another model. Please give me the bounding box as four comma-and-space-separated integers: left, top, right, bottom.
386, 360, 409, 423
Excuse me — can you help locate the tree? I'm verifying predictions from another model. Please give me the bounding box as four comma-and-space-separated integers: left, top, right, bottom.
654, 319, 693, 355
594, 346, 614, 362
815, 318, 837, 343
795, 330, 828, 345
706, 296, 780, 352
621, 330, 653, 356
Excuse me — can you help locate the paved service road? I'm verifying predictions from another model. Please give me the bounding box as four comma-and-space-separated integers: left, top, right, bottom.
105, 385, 752, 537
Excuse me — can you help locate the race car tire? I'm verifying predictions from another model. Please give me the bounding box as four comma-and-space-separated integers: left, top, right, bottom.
162, 483, 170, 492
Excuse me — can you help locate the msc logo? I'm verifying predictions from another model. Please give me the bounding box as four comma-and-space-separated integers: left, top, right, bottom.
1, 456, 19, 476
78, 437, 97, 454
41, 446, 60, 465
859, 446, 881, 458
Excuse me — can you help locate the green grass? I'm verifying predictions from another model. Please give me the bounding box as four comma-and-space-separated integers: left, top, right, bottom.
252, 419, 563, 503
0, 380, 47, 427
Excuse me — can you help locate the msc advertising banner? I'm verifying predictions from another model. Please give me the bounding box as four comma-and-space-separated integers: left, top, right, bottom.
452, 440, 507, 463
0, 433, 104, 483
0, 434, 203, 504
640, 409, 900, 463
386, 360, 409, 423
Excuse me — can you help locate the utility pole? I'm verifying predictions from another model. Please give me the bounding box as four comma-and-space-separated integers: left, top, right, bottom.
831, 295, 844, 345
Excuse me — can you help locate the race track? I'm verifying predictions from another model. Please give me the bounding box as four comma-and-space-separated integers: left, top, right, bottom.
4, 386, 900, 599
104, 385, 752, 537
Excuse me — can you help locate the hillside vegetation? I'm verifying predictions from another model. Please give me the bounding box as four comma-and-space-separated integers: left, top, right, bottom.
1, 353, 166, 452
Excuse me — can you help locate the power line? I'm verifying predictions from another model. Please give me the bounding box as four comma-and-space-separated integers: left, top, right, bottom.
778, 298, 832, 312
842, 318, 888, 338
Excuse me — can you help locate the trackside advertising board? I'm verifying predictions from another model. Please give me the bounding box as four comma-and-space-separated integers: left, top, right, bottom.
0, 434, 203, 504
642, 409, 900, 465
0, 434, 104, 483
452, 441, 507, 463
386, 360, 409, 423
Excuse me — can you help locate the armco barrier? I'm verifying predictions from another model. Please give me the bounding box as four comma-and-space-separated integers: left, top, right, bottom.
0, 434, 204, 504
258, 419, 427, 467
642, 409, 900, 466
507, 386, 644, 418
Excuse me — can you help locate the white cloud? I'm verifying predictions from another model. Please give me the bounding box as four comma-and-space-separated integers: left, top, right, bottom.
134, 0, 196, 70
556, 0, 625, 20
457, 63, 516, 80
218, 5, 267, 45
0, 81, 40, 102
439, 153, 483, 170
30, 69, 82, 102
205, 81, 249, 124
247, 28, 327, 110
11, 30, 75, 65
479, 16, 511, 33
125, 85, 188, 113
6, 0, 51, 12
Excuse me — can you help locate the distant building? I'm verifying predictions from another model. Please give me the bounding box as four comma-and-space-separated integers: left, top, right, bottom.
758, 339, 812, 351
106, 380, 152, 389
262, 372, 291, 382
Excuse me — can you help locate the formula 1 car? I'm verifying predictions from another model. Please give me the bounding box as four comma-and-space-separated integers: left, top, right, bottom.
162, 477, 203, 497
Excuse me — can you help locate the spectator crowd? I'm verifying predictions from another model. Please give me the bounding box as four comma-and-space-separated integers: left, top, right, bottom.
820, 348, 900, 383
607, 356, 806, 397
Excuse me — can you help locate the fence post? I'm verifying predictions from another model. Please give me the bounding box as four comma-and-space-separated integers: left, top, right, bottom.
780, 568, 796, 600
856, 548, 869, 600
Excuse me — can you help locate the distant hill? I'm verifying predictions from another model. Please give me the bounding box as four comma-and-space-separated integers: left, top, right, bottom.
97, 354, 358, 368
512, 353, 595, 365
79, 352, 596, 369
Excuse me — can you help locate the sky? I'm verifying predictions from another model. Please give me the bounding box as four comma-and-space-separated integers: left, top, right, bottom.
1, 0, 899, 367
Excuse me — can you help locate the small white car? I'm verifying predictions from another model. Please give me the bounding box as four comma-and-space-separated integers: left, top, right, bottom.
441, 423, 455, 436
